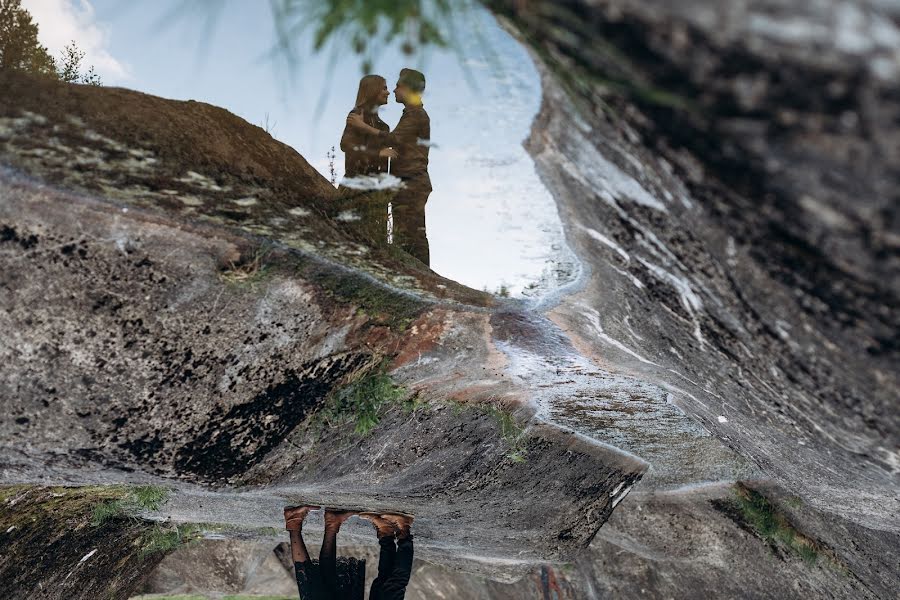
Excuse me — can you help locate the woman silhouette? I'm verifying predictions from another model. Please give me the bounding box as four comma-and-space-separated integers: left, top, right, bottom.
340, 75, 396, 177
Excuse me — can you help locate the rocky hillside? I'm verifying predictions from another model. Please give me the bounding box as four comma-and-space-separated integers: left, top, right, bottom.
2, 0, 899, 597
0, 68, 644, 597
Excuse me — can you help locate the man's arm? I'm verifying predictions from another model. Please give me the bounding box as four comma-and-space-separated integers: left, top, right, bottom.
347, 112, 422, 148
375, 112, 419, 147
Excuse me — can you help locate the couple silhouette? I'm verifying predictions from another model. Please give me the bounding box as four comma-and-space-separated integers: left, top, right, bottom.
285, 505, 414, 600
340, 68, 431, 266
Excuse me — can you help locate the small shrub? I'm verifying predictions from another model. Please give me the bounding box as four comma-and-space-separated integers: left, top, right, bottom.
318, 370, 407, 435
57, 41, 101, 85
327, 145, 337, 186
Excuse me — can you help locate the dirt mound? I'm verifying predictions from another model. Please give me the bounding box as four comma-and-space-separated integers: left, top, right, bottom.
0, 69, 335, 202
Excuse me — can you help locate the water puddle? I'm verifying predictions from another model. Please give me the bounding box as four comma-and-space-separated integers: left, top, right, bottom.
92, 2, 577, 298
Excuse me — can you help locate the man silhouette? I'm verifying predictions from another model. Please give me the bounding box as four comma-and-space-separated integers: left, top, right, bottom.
360, 513, 415, 600
347, 68, 431, 265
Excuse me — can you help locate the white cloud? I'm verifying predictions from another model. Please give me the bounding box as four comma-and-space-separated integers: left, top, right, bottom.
22, 0, 129, 82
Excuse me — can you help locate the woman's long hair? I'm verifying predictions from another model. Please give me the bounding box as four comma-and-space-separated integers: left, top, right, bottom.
354, 74, 386, 116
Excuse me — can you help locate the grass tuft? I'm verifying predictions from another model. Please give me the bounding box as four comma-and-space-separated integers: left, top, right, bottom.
139, 523, 200, 556
442, 400, 529, 461
131, 485, 169, 511
317, 370, 409, 435
90, 500, 124, 526
220, 245, 272, 286
91, 485, 170, 526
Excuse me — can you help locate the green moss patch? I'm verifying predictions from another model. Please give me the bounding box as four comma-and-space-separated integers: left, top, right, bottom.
712, 483, 832, 566
308, 262, 427, 332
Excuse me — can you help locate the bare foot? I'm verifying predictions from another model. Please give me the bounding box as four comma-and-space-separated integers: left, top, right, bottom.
381, 513, 414, 539
323, 509, 356, 530
359, 512, 396, 539
284, 505, 320, 531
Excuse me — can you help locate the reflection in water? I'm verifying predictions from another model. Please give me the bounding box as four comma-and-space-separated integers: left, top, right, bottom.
285, 505, 414, 600
93, 2, 574, 296
341, 69, 433, 266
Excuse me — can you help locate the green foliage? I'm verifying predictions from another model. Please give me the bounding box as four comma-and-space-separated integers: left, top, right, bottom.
131, 485, 170, 511
57, 41, 102, 85
0, 0, 56, 76
314, 265, 425, 331
401, 391, 427, 414
0, 2, 101, 84
90, 500, 124, 527
478, 404, 528, 462
269, 0, 470, 73
139, 523, 201, 556
91, 485, 170, 526
443, 400, 528, 461
318, 370, 408, 435
732, 484, 821, 565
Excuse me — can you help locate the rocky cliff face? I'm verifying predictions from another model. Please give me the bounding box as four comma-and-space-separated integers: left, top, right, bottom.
0, 69, 645, 597
491, 0, 898, 525
488, 0, 899, 597
2, 0, 899, 597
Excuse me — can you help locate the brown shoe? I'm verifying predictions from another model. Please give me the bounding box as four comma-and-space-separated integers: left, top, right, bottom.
359, 512, 396, 539
323, 509, 357, 530
284, 505, 320, 531
381, 513, 414, 539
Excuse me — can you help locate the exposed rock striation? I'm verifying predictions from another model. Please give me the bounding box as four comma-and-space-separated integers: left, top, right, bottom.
490, 0, 898, 527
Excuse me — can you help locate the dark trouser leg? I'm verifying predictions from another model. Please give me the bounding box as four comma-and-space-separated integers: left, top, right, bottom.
381, 535, 414, 599
393, 176, 431, 266
293, 560, 320, 600
369, 535, 397, 600
319, 525, 339, 599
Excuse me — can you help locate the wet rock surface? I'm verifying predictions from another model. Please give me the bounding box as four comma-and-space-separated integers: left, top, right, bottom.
489, 0, 899, 527
0, 70, 645, 593
133, 481, 900, 600
3, 0, 900, 596
491, 0, 898, 596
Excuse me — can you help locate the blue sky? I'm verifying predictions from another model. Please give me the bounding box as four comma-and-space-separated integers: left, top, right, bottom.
25, 0, 572, 295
